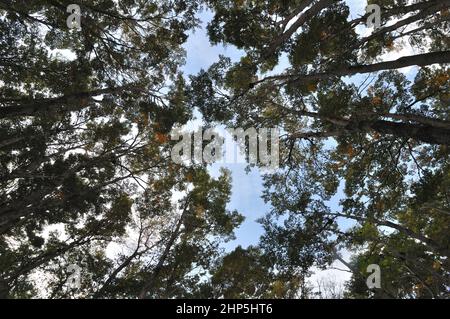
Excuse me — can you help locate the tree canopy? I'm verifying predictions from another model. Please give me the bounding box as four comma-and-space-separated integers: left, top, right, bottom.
0, 0, 449, 299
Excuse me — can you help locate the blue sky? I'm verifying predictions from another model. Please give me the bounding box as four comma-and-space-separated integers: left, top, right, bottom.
182, 11, 278, 252
181, 9, 266, 249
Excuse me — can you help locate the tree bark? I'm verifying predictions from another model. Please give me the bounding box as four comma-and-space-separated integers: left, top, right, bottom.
367, 120, 450, 146
0, 85, 132, 119
263, 0, 330, 59
256, 51, 450, 85
0, 137, 25, 149
329, 212, 450, 257
289, 108, 450, 146
358, 0, 450, 48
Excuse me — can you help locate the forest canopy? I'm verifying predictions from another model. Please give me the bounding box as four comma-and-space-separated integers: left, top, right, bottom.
0, 0, 449, 299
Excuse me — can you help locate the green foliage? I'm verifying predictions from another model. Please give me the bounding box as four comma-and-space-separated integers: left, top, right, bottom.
0, 0, 246, 299
1, 0, 449, 299
190, 0, 450, 299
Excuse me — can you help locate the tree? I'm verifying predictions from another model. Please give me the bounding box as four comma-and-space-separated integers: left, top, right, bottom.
2, 0, 449, 299
193, 0, 449, 144
193, 245, 314, 299
190, 0, 450, 298
199, 246, 276, 299
0, 0, 245, 299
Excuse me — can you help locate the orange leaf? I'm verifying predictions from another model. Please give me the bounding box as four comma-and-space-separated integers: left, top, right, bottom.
372, 96, 383, 105
307, 82, 318, 92
155, 133, 169, 144
185, 172, 193, 182
345, 145, 355, 157
435, 73, 449, 86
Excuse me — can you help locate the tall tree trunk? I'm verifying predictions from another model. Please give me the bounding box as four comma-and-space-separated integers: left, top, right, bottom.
0, 85, 133, 119
291, 109, 450, 146
329, 212, 450, 258
263, 0, 333, 59
367, 120, 450, 146
138, 198, 190, 299
257, 51, 450, 85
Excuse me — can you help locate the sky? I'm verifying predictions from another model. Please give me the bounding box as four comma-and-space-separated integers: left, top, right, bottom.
179, 0, 422, 289
181, 9, 265, 250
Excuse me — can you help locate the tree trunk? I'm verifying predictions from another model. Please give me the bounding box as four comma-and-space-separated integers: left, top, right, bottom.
138, 198, 190, 299
367, 120, 450, 146
329, 212, 450, 258
258, 51, 450, 85
291, 109, 450, 146
0, 85, 132, 119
